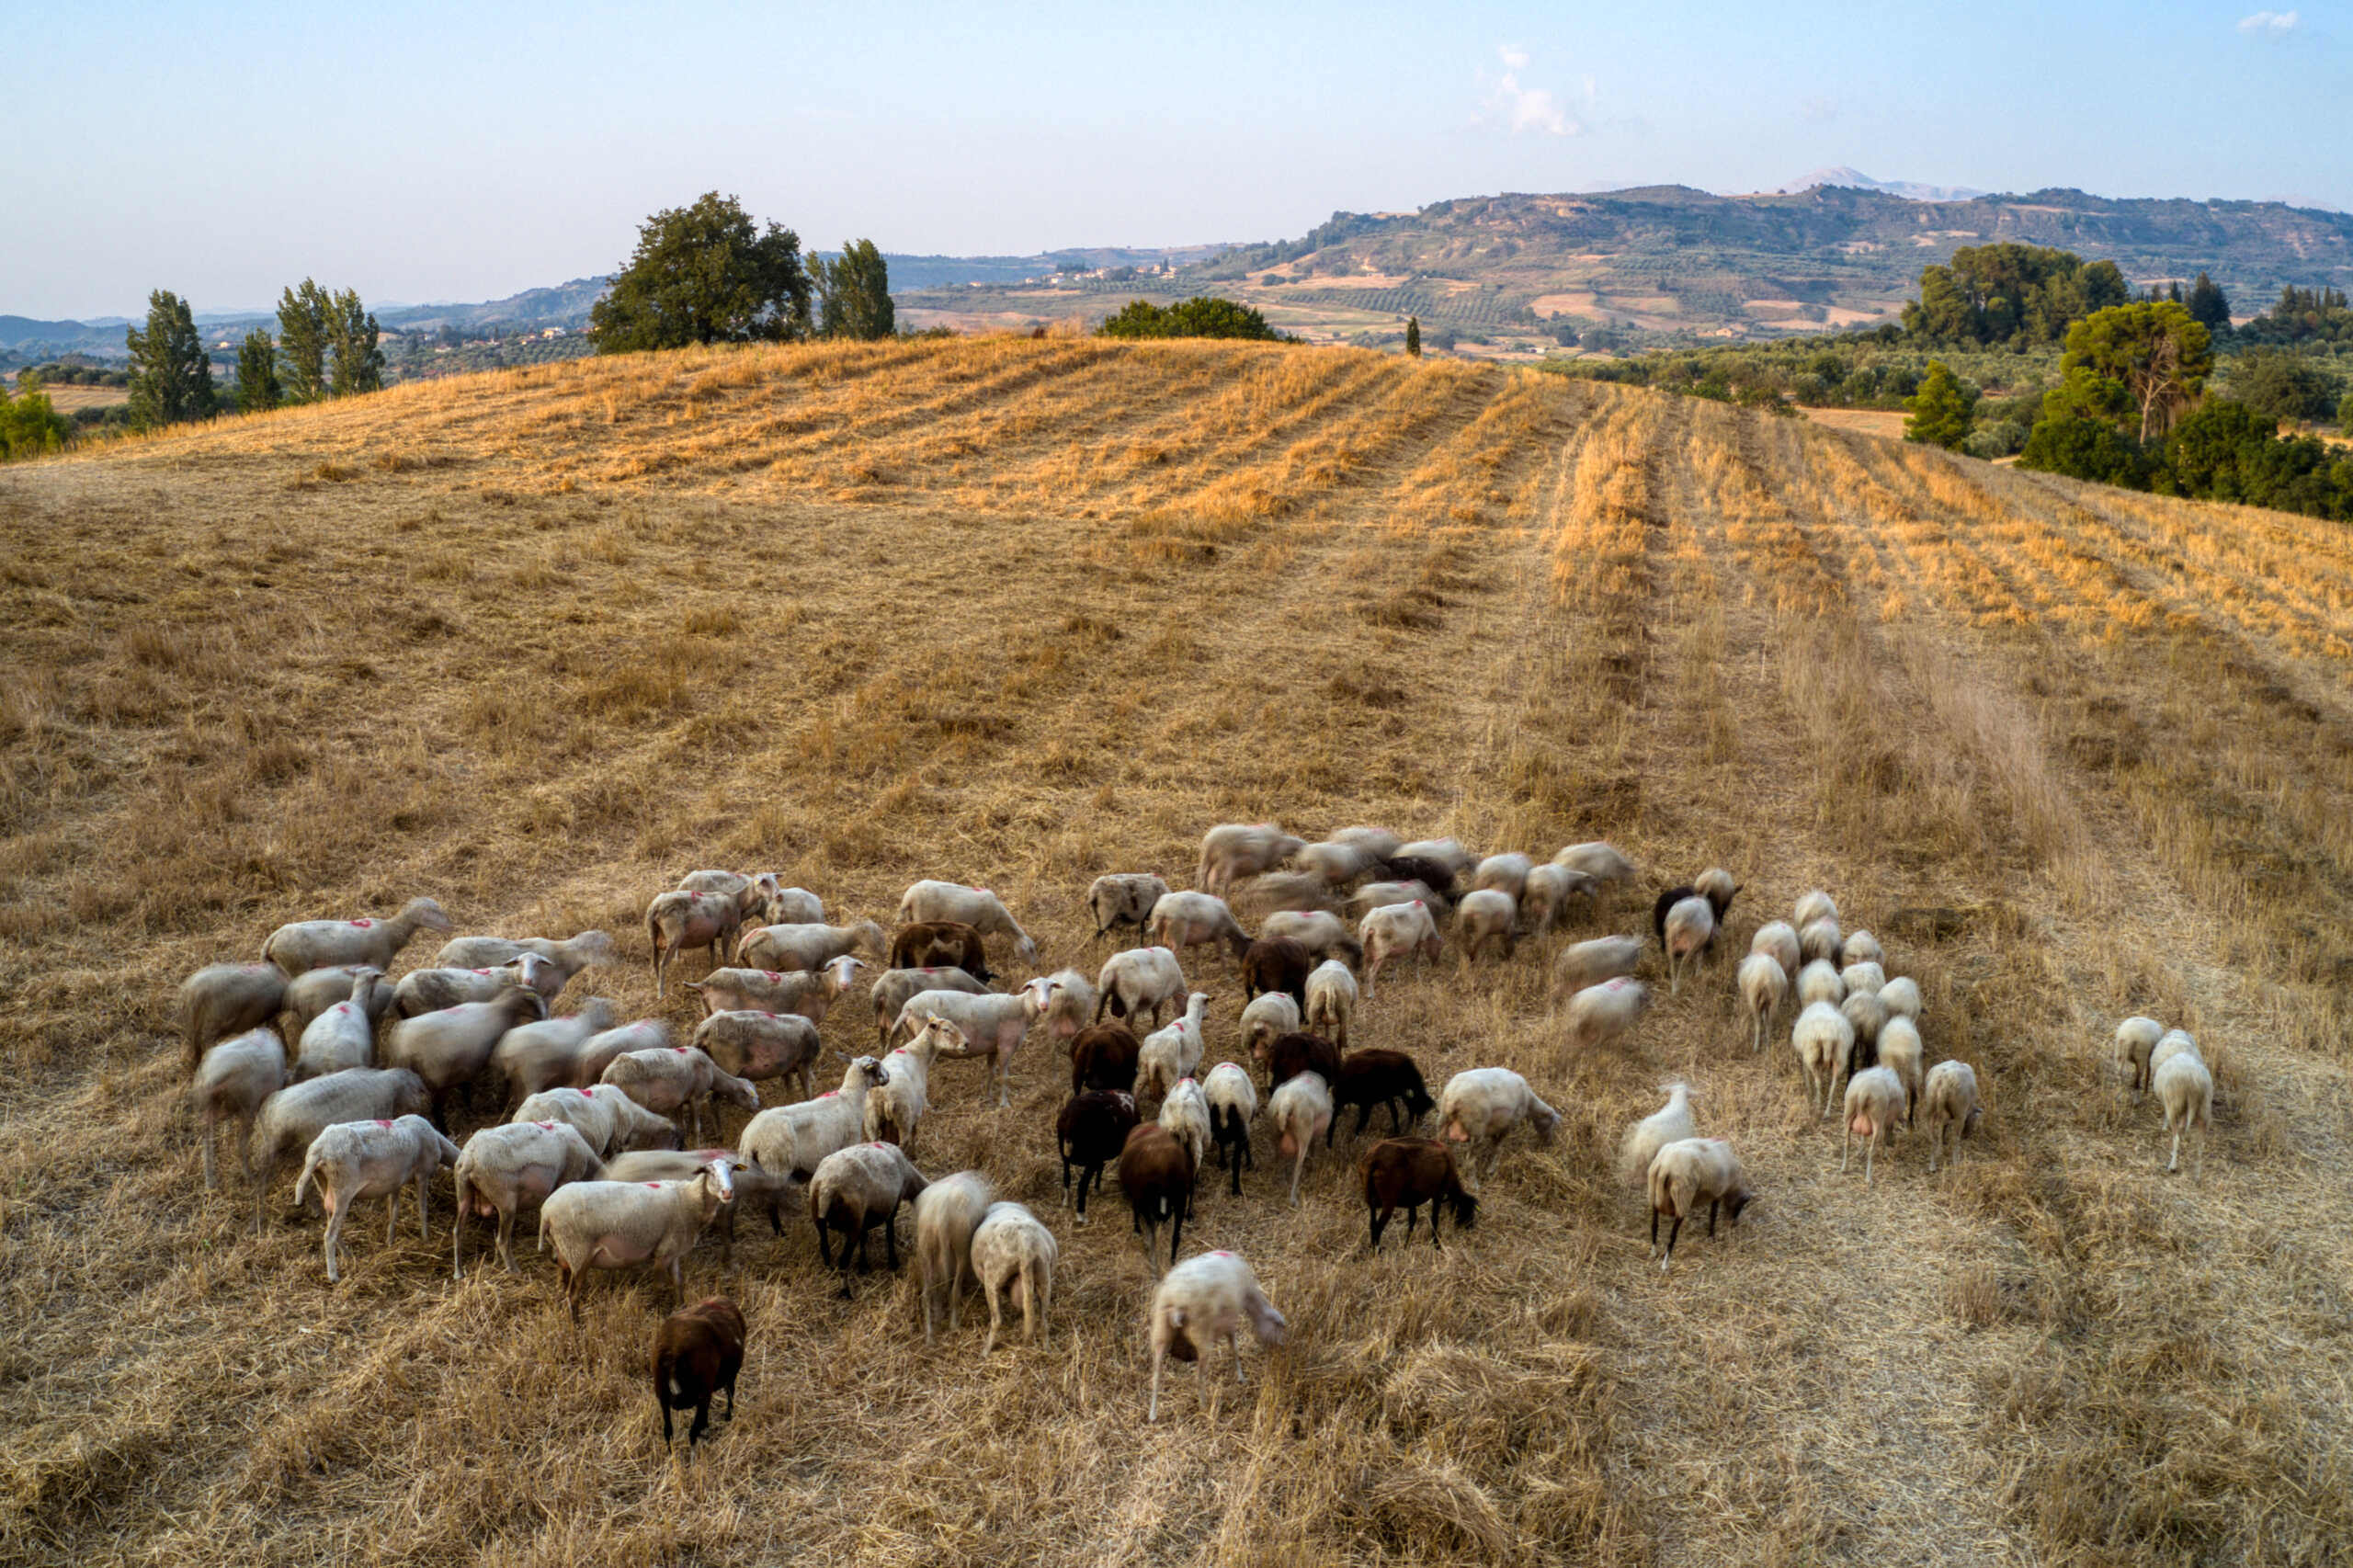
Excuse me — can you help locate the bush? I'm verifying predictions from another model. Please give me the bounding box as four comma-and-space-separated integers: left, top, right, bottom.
2224, 350, 2343, 426
0, 377, 71, 460
1904, 360, 1978, 449
1963, 420, 2029, 460
2018, 412, 2153, 488
1097, 296, 1284, 341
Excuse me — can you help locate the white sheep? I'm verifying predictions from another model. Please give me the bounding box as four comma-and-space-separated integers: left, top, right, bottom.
1358, 900, 1441, 998
1552, 840, 1637, 888
1518, 863, 1593, 937
1349, 879, 1445, 918
1250, 870, 1342, 915
293, 1114, 461, 1283
1031, 968, 1099, 1050
1435, 1066, 1561, 1189
736, 1055, 890, 1179
1196, 823, 1307, 893
1087, 872, 1171, 943
1792, 1000, 1855, 1119
1202, 1062, 1259, 1195
1146, 891, 1254, 971
1136, 993, 1211, 1103
866, 964, 990, 1045
263, 896, 453, 976
450, 1119, 605, 1277
431, 930, 618, 996
1839, 960, 1886, 997
692, 1010, 823, 1103
483, 997, 621, 1114
2154, 1050, 2214, 1176
1618, 1080, 1696, 1187
645, 891, 743, 998
809, 1142, 929, 1295
2151, 1028, 2200, 1077
511, 1084, 682, 1160
1267, 1070, 1333, 1206
1921, 1061, 1981, 1175
677, 869, 784, 919
1159, 1075, 1213, 1178
1302, 959, 1358, 1050
1840, 929, 1883, 969
1564, 976, 1651, 1052
2110, 1016, 2165, 1095
1792, 890, 1838, 930
914, 1170, 995, 1345
538, 1160, 735, 1321
1799, 916, 1843, 966
866, 1016, 961, 1151
1552, 935, 1644, 996
572, 1019, 674, 1089
1841, 990, 1890, 1070
885, 984, 1048, 1108
1096, 945, 1188, 1028
1241, 991, 1302, 1060
192, 1027, 288, 1189
762, 885, 825, 925
1453, 888, 1519, 962
1661, 895, 1716, 994
248, 1067, 431, 1233
1748, 920, 1801, 981
1796, 959, 1846, 1009
1841, 1065, 1906, 1185
735, 919, 887, 975
1647, 1137, 1754, 1271
894, 880, 1040, 966
392, 955, 557, 1017
1294, 839, 1381, 886
1876, 1016, 1926, 1125
293, 970, 391, 1081
1329, 824, 1404, 858
1878, 975, 1923, 1023
1472, 851, 1534, 900
1396, 838, 1476, 881
601, 1046, 760, 1143
282, 963, 398, 1040
1738, 952, 1789, 1055
1256, 909, 1364, 968
689, 956, 866, 1023
1147, 1250, 1288, 1423
970, 1201, 1059, 1355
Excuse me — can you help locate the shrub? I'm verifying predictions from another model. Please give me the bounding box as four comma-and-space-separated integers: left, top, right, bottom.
1097, 296, 1283, 341
2018, 412, 2153, 489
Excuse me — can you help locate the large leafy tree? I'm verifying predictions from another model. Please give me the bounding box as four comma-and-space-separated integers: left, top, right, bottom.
234, 329, 281, 413
818, 239, 894, 340
327, 289, 385, 395
590, 192, 813, 352
1904, 244, 2129, 348
1097, 295, 1283, 341
124, 290, 217, 431
2227, 349, 2341, 425
277, 279, 333, 403
1903, 359, 1977, 449
2057, 301, 2212, 444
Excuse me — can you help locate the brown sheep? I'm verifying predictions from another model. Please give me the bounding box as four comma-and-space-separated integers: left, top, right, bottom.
654, 1296, 746, 1450
1360, 1137, 1478, 1250
1056, 1089, 1139, 1224
1117, 1122, 1195, 1277
1255, 1030, 1341, 1096
1329, 1049, 1436, 1145
889, 921, 993, 983
1069, 1022, 1141, 1095
1240, 937, 1313, 1012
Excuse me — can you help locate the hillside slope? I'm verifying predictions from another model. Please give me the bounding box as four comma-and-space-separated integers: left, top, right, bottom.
2, 341, 2349, 1567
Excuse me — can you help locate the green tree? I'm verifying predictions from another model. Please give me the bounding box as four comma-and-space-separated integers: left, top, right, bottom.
817, 239, 894, 340
2341, 392, 2353, 437
1404, 316, 1421, 356
1903, 359, 1977, 448
589, 191, 813, 352
0, 373, 72, 460
2185, 272, 2232, 335
1097, 296, 1281, 341
328, 289, 384, 395
2226, 349, 2340, 425
234, 329, 281, 413
1903, 244, 2129, 348
2059, 301, 2212, 444
124, 290, 217, 431
277, 279, 332, 402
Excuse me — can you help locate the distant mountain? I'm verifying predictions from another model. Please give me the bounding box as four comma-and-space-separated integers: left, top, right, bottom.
1779, 167, 1986, 203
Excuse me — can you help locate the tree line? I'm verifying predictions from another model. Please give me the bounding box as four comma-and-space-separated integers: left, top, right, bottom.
587, 193, 896, 351
110, 280, 386, 433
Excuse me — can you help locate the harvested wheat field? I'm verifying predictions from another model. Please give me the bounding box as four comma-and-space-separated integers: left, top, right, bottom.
6, 337, 2353, 1568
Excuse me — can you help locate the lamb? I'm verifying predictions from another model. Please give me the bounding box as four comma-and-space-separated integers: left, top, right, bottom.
1552, 840, 1638, 888
678, 869, 782, 920
688, 956, 866, 1023
1658, 895, 1716, 995
538, 1159, 735, 1321
1552, 935, 1644, 997
431, 929, 619, 997
1921, 1061, 1981, 1175
1117, 1122, 1195, 1275
654, 1296, 746, 1449
2111, 1015, 2166, 1096
383, 985, 551, 1126
884, 984, 1048, 1108
282, 962, 397, 1040
1096, 945, 1188, 1027
1436, 1067, 1563, 1188
1841, 1066, 1906, 1185
602, 1047, 761, 1143
865, 1016, 961, 1151
867, 965, 990, 1045
192, 1028, 288, 1189
737, 919, 888, 977
969, 1201, 1058, 1354
1472, 852, 1535, 901
248, 1067, 431, 1233
1057, 1089, 1139, 1222
1267, 1069, 1334, 1206
1294, 839, 1381, 886
1257, 909, 1363, 968
1070, 1022, 1141, 1095
1303, 958, 1358, 1050
1031, 968, 1099, 1050
1256, 1029, 1341, 1096
1241, 991, 1303, 1060
735, 1055, 890, 1179
1329, 1048, 1434, 1143
1196, 823, 1306, 894
1878, 975, 1923, 1023
293, 970, 392, 1082
1147, 891, 1255, 971
1203, 1062, 1258, 1196
1136, 993, 1211, 1104
1088, 872, 1171, 943
1839, 960, 1886, 997
262, 896, 453, 977
1738, 952, 1789, 1055
1840, 929, 1883, 969
1361, 1137, 1477, 1251
1564, 975, 1652, 1051
1796, 959, 1846, 1008
887, 919, 992, 982
1617, 1080, 1697, 1187
894, 881, 1040, 966
2154, 1049, 2214, 1176
1792, 890, 1838, 930
1841, 989, 1890, 1080
1241, 936, 1313, 1008
512, 1084, 682, 1160
809, 1142, 929, 1296
292, 1114, 462, 1283
1394, 838, 1476, 881
1799, 916, 1843, 966
1146, 1250, 1288, 1423
599, 1149, 797, 1259
392, 955, 558, 1018
1453, 888, 1519, 962
1518, 863, 1594, 937
646, 891, 744, 998
1748, 921, 1801, 980
1646, 1137, 1754, 1271
485, 997, 622, 1114
1876, 1017, 1926, 1125
1792, 1000, 1856, 1119
914, 1171, 995, 1344
1358, 900, 1442, 998
180, 962, 290, 1074
449, 1119, 605, 1277
1159, 1075, 1213, 1181
693, 1010, 823, 1103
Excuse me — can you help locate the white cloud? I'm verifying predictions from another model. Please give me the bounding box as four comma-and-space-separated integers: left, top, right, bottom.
1488, 44, 1577, 136
2237, 10, 2299, 32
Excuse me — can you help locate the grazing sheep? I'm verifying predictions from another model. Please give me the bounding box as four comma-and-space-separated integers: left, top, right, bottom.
1088, 872, 1172, 943
1096, 945, 1188, 1028
1453, 889, 1519, 962
1147, 1251, 1288, 1423
1553, 841, 1638, 888
1248, 871, 1343, 915
431, 930, 619, 997
1256, 1030, 1342, 1096
1197, 823, 1307, 894
1159, 1076, 1213, 1181
1070, 1022, 1142, 1096
885, 984, 1049, 1108
914, 1170, 994, 1345
2111, 1016, 2166, 1096
539, 1160, 736, 1322
1240, 937, 1313, 1008
248, 1067, 430, 1233
512, 1084, 681, 1160
888, 920, 993, 983
1839, 960, 1886, 998
810, 1142, 929, 1296
647, 891, 744, 999
294, 971, 391, 1082
1472, 852, 1535, 901
1552, 935, 1644, 997
1876, 1017, 1926, 1125
1694, 868, 1742, 918
2151, 1028, 2200, 1077
1841, 1066, 1906, 1184
894, 881, 1039, 966
1361, 1138, 1477, 1251
1147, 892, 1255, 971
865, 1016, 961, 1151
1799, 916, 1843, 966
599, 1149, 795, 1260
1256, 910, 1364, 969
293, 1114, 461, 1283
181, 962, 290, 1074
1793, 890, 1838, 930
1796, 959, 1846, 1009
1350, 879, 1448, 919
2154, 1051, 2214, 1176
1748, 921, 1802, 981
1358, 901, 1442, 998
1267, 1070, 1334, 1206
1738, 952, 1789, 1055
193, 1028, 288, 1189
1330, 825, 1404, 859
282, 963, 398, 1040
1328, 1048, 1434, 1144
1240, 992, 1303, 1061
263, 896, 454, 977
1057, 1089, 1139, 1223
736, 1056, 890, 1179
1878, 975, 1923, 1023
1841, 990, 1890, 1081
654, 1296, 746, 1449
1303, 958, 1358, 1050
1136, 994, 1211, 1104
867, 965, 990, 1045
1564, 975, 1652, 1051
1118, 1123, 1195, 1276
1032, 968, 1098, 1051
1518, 863, 1594, 937
1295, 839, 1381, 887
1921, 1061, 1981, 1175
1203, 1062, 1258, 1196
572, 1020, 675, 1095
970, 1202, 1058, 1355
688, 956, 866, 1024
678, 869, 782, 920
1840, 929, 1883, 969
484, 997, 621, 1114
738, 919, 887, 977
1792, 1000, 1856, 1119
1437, 1067, 1563, 1188
383, 986, 551, 1126
693, 1011, 823, 1104
1395, 838, 1476, 881
1659, 895, 1716, 995
1617, 1081, 1696, 1188
450, 1119, 605, 1277
602, 1047, 760, 1144
1647, 1137, 1754, 1271
1377, 857, 1461, 902
392, 956, 558, 1018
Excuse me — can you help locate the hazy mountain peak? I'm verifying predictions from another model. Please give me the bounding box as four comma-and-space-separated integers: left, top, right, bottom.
1779, 166, 1987, 203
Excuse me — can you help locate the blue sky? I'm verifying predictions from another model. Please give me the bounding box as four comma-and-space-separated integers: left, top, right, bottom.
5, 1, 2345, 319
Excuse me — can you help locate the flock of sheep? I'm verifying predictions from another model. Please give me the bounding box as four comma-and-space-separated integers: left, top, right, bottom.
175, 820, 2209, 1443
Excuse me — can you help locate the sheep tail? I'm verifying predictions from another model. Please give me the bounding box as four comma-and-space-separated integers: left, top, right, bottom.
292, 1149, 322, 1209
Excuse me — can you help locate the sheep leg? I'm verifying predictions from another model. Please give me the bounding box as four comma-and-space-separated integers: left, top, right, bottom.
1428, 1204, 1444, 1252
1149, 1346, 1166, 1423
386, 1187, 401, 1247
1289, 1145, 1308, 1208
2167, 1125, 2181, 1173
201, 1105, 219, 1191
1031, 1264, 1050, 1347
1232, 1330, 1247, 1385
1865, 1131, 1879, 1187
1369, 1203, 1388, 1250
1166, 1200, 1184, 1269
1650, 1209, 1660, 1256
1841, 1123, 1853, 1173
1662, 1214, 1682, 1272
981, 1274, 1003, 1357
884, 1213, 902, 1272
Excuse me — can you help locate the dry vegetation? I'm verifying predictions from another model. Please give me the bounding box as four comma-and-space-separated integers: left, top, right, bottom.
3, 338, 2350, 1567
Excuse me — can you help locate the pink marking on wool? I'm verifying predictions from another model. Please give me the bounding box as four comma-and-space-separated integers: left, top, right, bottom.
674, 1046, 688, 1053
576, 1087, 593, 1096
646, 1182, 662, 1189
375, 1119, 392, 1128
765, 971, 781, 982
820, 1091, 838, 1098
536, 1121, 555, 1131
1211, 1249, 1234, 1257
351, 919, 375, 928
762, 1011, 776, 1018
474, 969, 490, 975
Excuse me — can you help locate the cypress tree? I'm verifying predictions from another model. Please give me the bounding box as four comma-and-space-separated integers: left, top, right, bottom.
328, 290, 385, 395
124, 290, 217, 431
1404, 316, 1421, 357
235, 329, 281, 413
277, 279, 332, 402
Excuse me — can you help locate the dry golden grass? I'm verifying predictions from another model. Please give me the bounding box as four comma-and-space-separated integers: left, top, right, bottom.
4, 341, 2351, 1568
